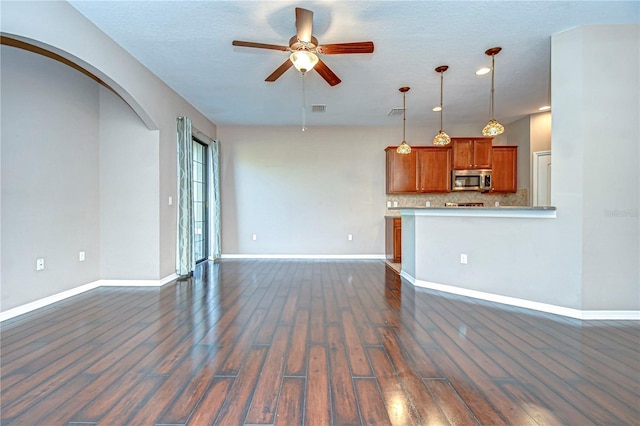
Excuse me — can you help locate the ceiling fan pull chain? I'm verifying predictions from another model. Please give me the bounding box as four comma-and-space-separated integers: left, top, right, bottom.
301, 72, 307, 131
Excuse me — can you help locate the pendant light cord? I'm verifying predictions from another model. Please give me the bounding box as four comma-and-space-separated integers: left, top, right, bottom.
489, 54, 495, 120
439, 71, 444, 132
402, 91, 406, 142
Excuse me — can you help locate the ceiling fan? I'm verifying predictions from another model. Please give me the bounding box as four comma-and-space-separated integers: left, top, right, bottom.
232, 7, 374, 86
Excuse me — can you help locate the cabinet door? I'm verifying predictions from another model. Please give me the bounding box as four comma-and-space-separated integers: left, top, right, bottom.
386, 148, 417, 193
393, 218, 402, 263
452, 139, 474, 169
491, 146, 517, 193
385, 217, 402, 263
473, 139, 493, 169
418, 148, 451, 192
452, 138, 493, 169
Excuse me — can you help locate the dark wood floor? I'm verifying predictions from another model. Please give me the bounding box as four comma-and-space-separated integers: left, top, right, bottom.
1, 260, 638, 425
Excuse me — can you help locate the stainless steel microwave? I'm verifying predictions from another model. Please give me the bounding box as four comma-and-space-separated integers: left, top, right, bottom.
452, 169, 492, 192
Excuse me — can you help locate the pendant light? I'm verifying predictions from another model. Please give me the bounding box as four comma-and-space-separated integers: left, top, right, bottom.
482, 47, 505, 136
396, 87, 411, 154
433, 65, 451, 146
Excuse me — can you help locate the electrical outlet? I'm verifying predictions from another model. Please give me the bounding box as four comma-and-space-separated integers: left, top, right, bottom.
36, 258, 45, 271
460, 254, 468, 264
79, 251, 86, 262
348, 234, 353, 241
252, 234, 257, 241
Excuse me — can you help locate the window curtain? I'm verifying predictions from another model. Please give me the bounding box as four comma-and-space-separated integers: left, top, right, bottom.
176, 116, 195, 276
208, 140, 222, 259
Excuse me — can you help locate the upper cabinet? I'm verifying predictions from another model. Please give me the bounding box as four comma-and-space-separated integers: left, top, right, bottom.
490, 146, 518, 193
418, 147, 451, 193
385, 147, 451, 194
386, 148, 418, 193
451, 137, 493, 169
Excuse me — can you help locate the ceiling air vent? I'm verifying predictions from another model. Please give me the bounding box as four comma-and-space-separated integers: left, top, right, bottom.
388, 107, 405, 117
311, 104, 326, 113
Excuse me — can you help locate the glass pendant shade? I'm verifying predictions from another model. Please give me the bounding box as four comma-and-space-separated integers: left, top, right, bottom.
482, 47, 504, 136
397, 140, 411, 154
433, 65, 451, 146
482, 119, 505, 136
433, 130, 451, 146
396, 87, 411, 154
290, 50, 319, 73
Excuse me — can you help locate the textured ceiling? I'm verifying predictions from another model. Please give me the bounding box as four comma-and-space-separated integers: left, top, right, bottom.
68, 1, 639, 129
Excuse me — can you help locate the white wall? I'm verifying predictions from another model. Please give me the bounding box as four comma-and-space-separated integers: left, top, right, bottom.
99, 87, 160, 279
1, 0, 217, 282
530, 112, 551, 153
218, 126, 393, 256
409, 212, 581, 309
1, 45, 101, 309
1, 1, 217, 311
552, 25, 640, 309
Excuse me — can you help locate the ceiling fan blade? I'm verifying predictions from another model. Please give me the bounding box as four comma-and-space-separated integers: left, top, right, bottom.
295, 7, 313, 43
317, 41, 375, 55
314, 59, 341, 86
232, 40, 289, 52
265, 60, 294, 82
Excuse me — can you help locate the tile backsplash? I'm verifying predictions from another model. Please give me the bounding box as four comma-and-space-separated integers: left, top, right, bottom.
385, 189, 528, 215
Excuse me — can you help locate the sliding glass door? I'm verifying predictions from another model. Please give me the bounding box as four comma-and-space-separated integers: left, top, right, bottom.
192, 139, 208, 263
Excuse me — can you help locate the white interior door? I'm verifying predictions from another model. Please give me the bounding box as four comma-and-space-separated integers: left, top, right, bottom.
533, 151, 552, 206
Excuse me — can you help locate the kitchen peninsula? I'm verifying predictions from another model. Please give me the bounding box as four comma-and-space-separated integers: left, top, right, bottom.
392, 205, 571, 316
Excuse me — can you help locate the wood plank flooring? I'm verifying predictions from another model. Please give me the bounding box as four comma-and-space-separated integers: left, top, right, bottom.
1, 259, 638, 425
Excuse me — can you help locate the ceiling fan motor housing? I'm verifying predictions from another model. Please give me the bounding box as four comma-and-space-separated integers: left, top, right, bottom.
289, 36, 319, 51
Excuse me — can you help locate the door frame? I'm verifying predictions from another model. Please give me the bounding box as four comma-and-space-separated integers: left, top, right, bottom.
532, 150, 551, 206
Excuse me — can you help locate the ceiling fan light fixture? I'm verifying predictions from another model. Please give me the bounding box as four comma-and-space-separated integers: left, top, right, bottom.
396, 87, 411, 155
433, 65, 451, 146
482, 47, 505, 137
290, 50, 319, 73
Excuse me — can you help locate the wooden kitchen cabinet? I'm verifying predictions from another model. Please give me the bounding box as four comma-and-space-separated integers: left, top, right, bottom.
385, 217, 401, 263
490, 146, 518, 193
451, 137, 493, 169
386, 148, 418, 193
385, 147, 451, 194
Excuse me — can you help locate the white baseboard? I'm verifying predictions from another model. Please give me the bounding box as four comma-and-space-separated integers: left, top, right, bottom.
0, 273, 179, 322
400, 271, 640, 321
580, 310, 640, 320
98, 273, 179, 287
0, 281, 101, 322
221, 254, 386, 260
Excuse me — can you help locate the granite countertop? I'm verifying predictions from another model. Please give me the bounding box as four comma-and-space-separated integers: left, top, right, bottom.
388, 206, 556, 210
389, 205, 557, 219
